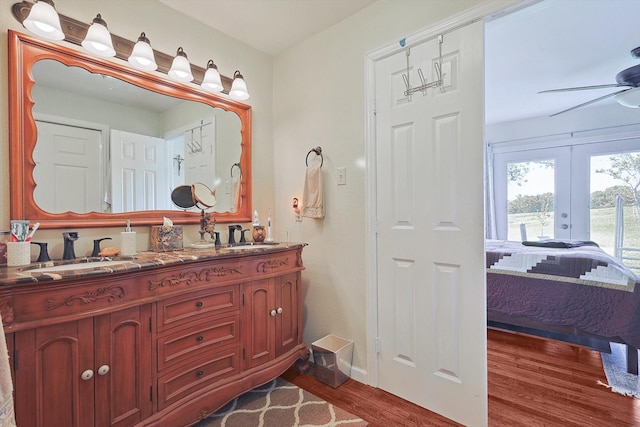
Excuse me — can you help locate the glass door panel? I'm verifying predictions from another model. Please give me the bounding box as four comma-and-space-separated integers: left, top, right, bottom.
590, 151, 640, 263
493, 147, 570, 241
506, 160, 555, 241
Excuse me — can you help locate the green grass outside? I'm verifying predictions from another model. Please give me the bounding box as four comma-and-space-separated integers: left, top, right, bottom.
507, 207, 640, 269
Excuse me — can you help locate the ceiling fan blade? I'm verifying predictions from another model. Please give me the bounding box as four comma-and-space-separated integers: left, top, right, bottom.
549, 88, 631, 117
539, 83, 631, 94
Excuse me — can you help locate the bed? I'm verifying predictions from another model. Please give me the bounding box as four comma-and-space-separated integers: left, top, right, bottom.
486, 239, 640, 374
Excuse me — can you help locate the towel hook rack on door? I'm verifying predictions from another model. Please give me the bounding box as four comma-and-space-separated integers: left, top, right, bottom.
402, 34, 444, 97
306, 147, 323, 168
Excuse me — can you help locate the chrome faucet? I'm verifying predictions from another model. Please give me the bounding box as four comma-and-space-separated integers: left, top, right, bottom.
62, 232, 79, 260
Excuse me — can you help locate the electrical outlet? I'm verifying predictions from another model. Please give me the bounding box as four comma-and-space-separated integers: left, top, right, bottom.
337, 167, 346, 185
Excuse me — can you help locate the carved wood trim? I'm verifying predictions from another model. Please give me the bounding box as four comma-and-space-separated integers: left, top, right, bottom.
148, 266, 244, 290
45, 285, 125, 310
0, 300, 14, 325
255, 258, 289, 273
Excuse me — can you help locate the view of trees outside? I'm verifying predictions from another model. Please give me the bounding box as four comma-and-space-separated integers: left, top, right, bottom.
506, 160, 555, 240
506, 153, 640, 268
591, 153, 640, 270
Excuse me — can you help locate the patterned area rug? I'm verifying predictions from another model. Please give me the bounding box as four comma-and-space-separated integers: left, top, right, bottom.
193, 378, 368, 426
601, 343, 640, 398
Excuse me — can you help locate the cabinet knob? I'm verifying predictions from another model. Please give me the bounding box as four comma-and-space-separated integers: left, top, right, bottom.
196, 301, 204, 308
197, 335, 204, 342
197, 370, 204, 377
270, 309, 277, 317
81, 369, 94, 381
97, 365, 110, 376
277, 307, 283, 315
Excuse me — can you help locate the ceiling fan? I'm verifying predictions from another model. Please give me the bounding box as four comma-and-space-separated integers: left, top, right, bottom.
539, 46, 640, 117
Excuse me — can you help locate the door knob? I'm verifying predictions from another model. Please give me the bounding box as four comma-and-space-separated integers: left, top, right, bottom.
97, 365, 110, 376
270, 309, 277, 317
560, 224, 568, 229
81, 369, 94, 381
276, 307, 283, 314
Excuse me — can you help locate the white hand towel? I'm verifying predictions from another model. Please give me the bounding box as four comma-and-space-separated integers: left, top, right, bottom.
302, 162, 324, 219
0, 315, 16, 427
230, 176, 241, 213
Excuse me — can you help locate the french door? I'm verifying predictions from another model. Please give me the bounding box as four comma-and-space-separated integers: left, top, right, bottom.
492, 137, 640, 250
493, 146, 571, 241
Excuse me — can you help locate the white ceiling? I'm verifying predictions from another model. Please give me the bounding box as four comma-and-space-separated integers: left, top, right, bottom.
486, 0, 640, 124
157, 0, 376, 56
158, 0, 640, 125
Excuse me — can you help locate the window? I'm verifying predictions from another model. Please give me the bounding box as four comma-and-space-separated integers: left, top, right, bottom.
491, 134, 640, 260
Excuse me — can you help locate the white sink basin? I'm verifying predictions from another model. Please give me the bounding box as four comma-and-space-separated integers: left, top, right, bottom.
225, 244, 276, 250
26, 260, 131, 273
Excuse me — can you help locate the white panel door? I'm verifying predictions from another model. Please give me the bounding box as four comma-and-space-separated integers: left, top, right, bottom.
374, 22, 486, 426
33, 121, 103, 213
184, 122, 216, 188
110, 130, 167, 213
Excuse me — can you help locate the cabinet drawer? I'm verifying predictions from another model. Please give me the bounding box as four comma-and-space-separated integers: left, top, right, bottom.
157, 313, 241, 371
157, 348, 241, 410
157, 286, 239, 332
13, 277, 140, 322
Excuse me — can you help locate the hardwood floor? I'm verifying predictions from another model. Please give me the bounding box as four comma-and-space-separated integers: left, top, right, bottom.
282, 329, 640, 426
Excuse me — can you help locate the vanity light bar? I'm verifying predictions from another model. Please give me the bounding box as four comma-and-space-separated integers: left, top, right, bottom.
10, 1, 234, 93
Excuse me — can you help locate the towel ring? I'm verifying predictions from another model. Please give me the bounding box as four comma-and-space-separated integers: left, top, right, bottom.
306, 146, 323, 167
231, 163, 241, 178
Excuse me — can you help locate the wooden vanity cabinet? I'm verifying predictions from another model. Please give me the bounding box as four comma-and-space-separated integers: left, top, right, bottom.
5, 246, 307, 427
14, 305, 152, 427
244, 272, 301, 368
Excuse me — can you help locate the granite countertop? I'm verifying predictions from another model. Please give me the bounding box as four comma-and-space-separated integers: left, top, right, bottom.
0, 242, 305, 286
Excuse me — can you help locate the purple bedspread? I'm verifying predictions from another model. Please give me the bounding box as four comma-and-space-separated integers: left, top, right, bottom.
486, 240, 640, 349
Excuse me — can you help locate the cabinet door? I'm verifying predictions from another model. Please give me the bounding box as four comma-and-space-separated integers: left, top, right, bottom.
15, 319, 95, 427
94, 305, 152, 427
243, 279, 276, 368
274, 272, 299, 357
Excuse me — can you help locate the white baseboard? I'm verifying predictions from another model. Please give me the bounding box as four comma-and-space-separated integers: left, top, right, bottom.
348, 365, 367, 384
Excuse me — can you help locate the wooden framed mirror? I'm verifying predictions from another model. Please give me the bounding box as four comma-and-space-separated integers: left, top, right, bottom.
8, 30, 252, 229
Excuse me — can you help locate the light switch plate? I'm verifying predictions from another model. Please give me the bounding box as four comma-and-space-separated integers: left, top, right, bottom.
337, 167, 346, 185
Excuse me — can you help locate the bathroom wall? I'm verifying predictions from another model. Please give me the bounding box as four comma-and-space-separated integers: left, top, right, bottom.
0, 0, 273, 257
0, 0, 495, 383
272, 0, 483, 379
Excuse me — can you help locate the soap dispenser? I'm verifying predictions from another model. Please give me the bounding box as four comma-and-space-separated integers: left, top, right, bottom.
120, 220, 136, 256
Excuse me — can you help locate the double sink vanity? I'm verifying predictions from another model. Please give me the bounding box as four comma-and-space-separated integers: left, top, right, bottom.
3, 25, 309, 427
0, 243, 308, 427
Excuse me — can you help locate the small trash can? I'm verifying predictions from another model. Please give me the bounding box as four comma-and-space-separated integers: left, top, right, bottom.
311, 334, 354, 388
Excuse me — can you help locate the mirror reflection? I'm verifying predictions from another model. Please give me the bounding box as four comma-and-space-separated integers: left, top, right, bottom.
31, 59, 242, 215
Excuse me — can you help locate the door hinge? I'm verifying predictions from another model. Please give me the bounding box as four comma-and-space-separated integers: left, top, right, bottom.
242, 348, 246, 360
13, 349, 17, 371
149, 316, 152, 332
242, 293, 245, 305
150, 385, 153, 401
375, 337, 381, 354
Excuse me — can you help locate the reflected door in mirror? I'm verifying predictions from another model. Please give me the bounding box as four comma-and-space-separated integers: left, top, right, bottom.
110, 130, 168, 213
33, 121, 105, 213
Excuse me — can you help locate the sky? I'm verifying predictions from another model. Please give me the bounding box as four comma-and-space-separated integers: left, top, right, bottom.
507, 155, 625, 201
